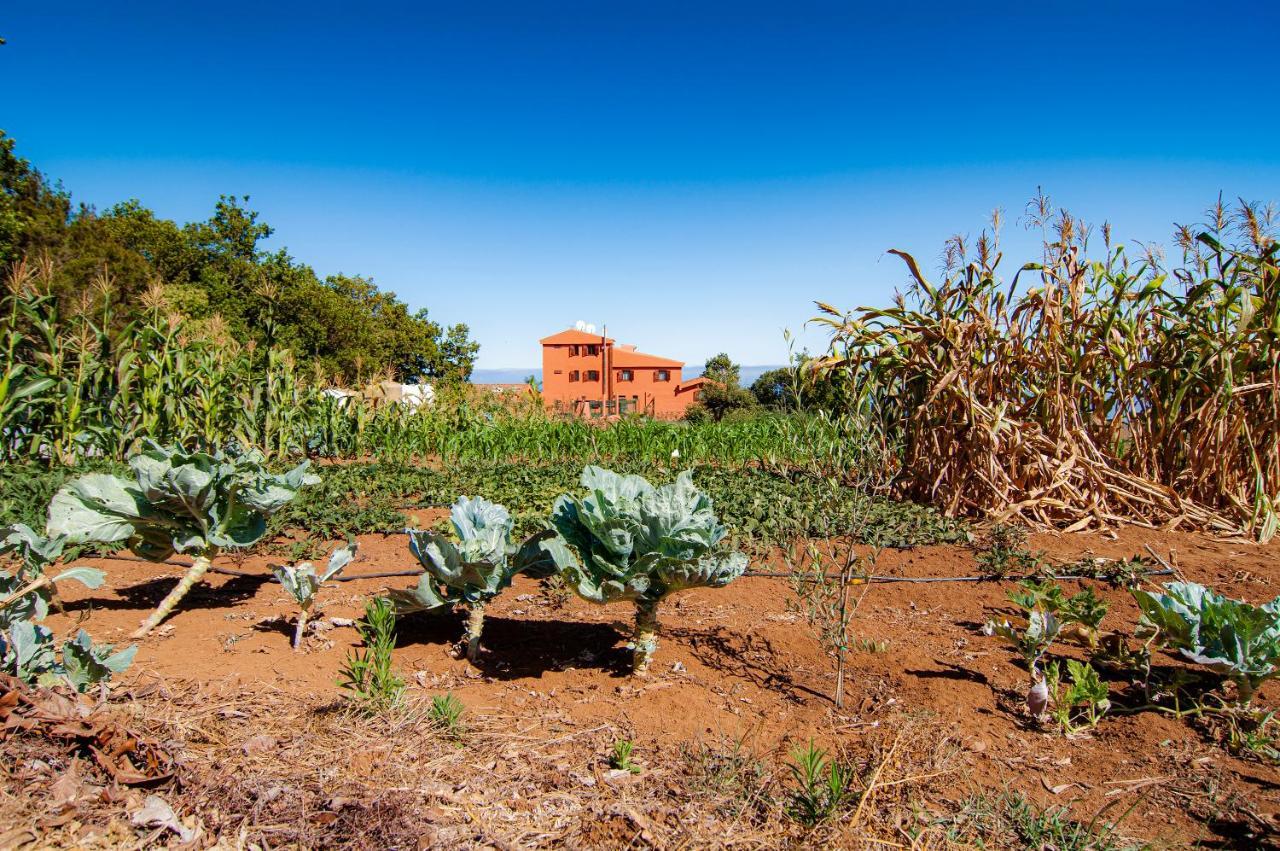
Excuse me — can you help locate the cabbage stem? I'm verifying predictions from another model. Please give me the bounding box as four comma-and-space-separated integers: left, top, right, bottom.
464, 602, 486, 662
133, 552, 215, 638
632, 599, 660, 673
293, 605, 310, 650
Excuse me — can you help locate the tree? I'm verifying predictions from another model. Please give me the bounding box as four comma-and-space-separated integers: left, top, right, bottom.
1, 131, 479, 385
0, 130, 72, 266
694, 352, 757, 421
436, 322, 480, 384
702, 353, 740, 386
751, 358, 849, 413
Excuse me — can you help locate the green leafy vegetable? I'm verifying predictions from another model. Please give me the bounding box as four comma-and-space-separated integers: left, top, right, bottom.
390, 496, 548, 662
47, 441, 317, 636
1, 526, 132, 692
1008, 579, 1108, 647
1045, 659, 1111, 734
1133, 581, 1280, 702
272, 541, 357, 650
540, 466, 747, 673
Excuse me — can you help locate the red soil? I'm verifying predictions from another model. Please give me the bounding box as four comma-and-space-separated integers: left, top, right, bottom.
42, 525, 1280, 846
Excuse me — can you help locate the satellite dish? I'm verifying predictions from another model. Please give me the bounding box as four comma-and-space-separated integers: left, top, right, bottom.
584, 323, 597, 335
574, 320, 587, 331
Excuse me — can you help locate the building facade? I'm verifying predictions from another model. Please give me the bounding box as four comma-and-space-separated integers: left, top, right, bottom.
539, 328, 705, 418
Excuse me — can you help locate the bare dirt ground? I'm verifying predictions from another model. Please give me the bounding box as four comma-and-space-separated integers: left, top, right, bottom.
3, 525, 1279, 848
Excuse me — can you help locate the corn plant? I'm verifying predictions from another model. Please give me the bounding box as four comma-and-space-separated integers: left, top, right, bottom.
540, 466, 747, 673
272, 541, 357, 649
47, 442, 317, 636
813, 197, 1280, 540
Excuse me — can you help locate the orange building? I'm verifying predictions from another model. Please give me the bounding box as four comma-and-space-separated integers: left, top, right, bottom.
539, 328, 706, 418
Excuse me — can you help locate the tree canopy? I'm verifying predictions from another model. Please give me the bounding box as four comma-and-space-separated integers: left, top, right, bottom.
0, 130, 477, 384
750, 358, 849, 413
691, 352, 757, 422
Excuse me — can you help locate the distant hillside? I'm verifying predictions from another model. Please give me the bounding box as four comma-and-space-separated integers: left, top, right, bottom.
470, 365, 786, 386
471, 368, 542, 385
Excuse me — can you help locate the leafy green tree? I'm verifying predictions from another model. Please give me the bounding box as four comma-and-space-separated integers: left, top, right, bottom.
702, 353, 740, 386
436, 322, 480, 384
695, 352, 757, 421
102, 199, 201, 287
0, 130, 72, 266
1, 132, 478, 385
751, 358, 849, 413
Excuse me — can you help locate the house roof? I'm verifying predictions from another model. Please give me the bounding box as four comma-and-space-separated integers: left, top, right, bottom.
678, 376, 710, 389
611, 349, 683, 368
540, 329, 615, 345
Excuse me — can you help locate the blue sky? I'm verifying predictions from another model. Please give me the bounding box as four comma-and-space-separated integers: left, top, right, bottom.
4, 1, 1279, 368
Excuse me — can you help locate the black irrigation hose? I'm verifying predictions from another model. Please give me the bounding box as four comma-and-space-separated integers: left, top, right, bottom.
100, 553, 419, 581
744, 568, 1175, 583
98, 553, 1174, 584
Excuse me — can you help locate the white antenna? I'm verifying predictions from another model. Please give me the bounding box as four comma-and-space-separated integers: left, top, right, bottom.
584, 323, 597, 335
574, 319, 587, 332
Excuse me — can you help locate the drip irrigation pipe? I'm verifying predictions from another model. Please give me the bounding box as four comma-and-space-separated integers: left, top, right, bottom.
744, 569, 1174, 583
100, 553, 418, 581
96, 553, 1173, 584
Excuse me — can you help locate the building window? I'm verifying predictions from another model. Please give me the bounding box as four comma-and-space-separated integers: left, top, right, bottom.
553, 370, 563, 375
618, 369, 633, 382
585, 370, 600, 381
569, 371, 580, 382
585, 345, 599, 356
656, 370, 670, 382
568, 345, 579, 357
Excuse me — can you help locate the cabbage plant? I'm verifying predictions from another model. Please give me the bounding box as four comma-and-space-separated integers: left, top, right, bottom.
1, 524, 109, 621
540, 466, 747, 673
1133, 581, 1280, 703
1, 525, 133, 691
389, 497, 546, 662
272, 541, 357, 650
47, 441, 318, 637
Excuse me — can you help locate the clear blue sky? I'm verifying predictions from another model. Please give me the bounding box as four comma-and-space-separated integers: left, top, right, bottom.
4, 1, 1279, 368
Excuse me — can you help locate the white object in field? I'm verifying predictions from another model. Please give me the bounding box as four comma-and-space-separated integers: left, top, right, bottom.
671, 449, 680, 461
322, 387, 360, 407
373, 381, 434, 410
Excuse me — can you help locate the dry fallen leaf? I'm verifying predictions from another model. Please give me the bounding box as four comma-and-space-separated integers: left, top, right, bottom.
1041, 776, 1078, 795
242, 733, 277, 755
131, 794, 195, 843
